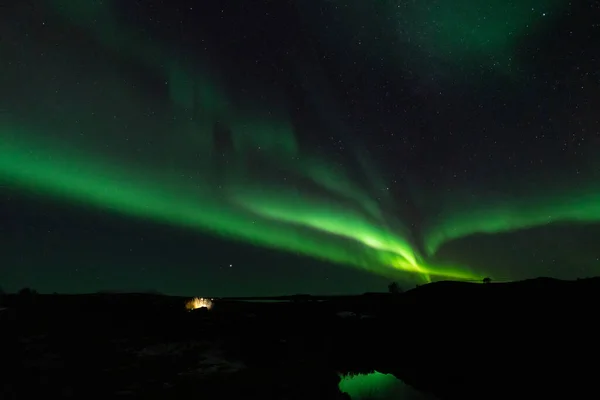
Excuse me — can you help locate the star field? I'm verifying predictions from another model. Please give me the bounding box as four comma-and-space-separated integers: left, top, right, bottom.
1, 0, 599, 295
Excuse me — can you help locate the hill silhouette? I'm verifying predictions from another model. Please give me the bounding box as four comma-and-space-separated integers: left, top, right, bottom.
1, 277, 598, 399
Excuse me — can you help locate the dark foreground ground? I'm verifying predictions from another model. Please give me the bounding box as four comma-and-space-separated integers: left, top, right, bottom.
1, 277, 599, 399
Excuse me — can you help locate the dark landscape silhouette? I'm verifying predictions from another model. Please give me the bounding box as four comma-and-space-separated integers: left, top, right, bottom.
2, 277, 599, 399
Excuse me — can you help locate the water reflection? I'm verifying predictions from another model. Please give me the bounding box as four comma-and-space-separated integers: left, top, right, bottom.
339, 371, 434, 400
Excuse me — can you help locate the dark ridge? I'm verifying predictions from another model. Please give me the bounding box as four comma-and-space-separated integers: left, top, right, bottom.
2, 277, 599, 399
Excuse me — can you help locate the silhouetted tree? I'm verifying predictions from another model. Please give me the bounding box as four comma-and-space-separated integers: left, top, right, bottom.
483, 277, 492, 284
388, 282, 403, 294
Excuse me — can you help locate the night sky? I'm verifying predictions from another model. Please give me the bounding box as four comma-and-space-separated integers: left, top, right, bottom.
1, 0, 599, 296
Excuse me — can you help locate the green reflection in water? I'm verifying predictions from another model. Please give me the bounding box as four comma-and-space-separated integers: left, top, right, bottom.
339, 371, 433, 400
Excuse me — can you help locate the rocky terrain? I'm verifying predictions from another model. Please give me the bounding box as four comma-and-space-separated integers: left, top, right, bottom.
2, 277, 599, 399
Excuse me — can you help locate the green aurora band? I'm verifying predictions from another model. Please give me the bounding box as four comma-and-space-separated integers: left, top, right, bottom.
2, 115, 474, 282
0, 0, 472, 282
1, 0, 595, 283
422, 184, 600, 256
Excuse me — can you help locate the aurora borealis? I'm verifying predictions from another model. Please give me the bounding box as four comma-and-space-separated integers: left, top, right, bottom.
1, 0, 599, 295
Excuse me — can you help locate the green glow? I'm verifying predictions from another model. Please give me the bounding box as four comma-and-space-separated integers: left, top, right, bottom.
0, 0, 483, 284
407, 0, 566, 69
424, 187, 600, 256
0, 118, 479, 283
305, 0, 567, 76
339, 371, 428, 400
234, 188, 418, 267
229, 113, 299, 157
0, 1, 484, 283
7, 0, 586, 286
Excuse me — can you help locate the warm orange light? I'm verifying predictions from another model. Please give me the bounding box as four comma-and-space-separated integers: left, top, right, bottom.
186, 297, 213, 310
